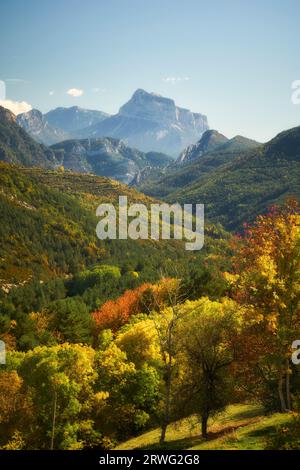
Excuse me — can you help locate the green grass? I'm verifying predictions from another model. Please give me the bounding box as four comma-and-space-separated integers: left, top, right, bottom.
116, 404, 293, 450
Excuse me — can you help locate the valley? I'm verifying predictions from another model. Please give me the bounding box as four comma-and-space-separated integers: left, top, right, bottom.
0, 96, 300, 452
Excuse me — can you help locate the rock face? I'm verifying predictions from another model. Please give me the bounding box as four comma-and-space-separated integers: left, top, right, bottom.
45, 106, 109, 133
177, 130, 228, 163
17, 109, 70, 146
51, 137, 172, 184
17, 106, 110, 145
79, 89, 208, 157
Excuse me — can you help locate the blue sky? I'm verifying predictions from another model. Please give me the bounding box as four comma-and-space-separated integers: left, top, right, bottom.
0, 0, 300, 142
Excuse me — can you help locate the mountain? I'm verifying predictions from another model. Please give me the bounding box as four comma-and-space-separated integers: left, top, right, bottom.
0, 106, 58, 168
79, 89, 209, 156
45, 106, 109, 133
136, 132, 261, 198
16, 106, 110, 146
0, 106, 171, 183
168, 125, 300, 229
177, 130, 228, 163
16, 109, 71, 145
51, 138, 172, 184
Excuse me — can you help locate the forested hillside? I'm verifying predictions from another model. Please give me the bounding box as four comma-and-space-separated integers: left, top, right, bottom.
138, 126, 300, 230
1, 163, 228, 288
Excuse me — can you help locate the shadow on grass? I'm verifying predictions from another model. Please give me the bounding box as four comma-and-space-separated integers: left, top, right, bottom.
219, 406, 264, 424
134, 419, 261, 450
246, 425, 275, 438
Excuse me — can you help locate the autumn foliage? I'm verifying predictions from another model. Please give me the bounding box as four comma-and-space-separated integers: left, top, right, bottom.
92, 278, 179, 332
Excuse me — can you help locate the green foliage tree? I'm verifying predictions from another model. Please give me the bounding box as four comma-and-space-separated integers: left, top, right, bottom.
177, 298, 240, 438
16, 344, 102, 449
46, 297, 94, 344
95, 343, 160, 439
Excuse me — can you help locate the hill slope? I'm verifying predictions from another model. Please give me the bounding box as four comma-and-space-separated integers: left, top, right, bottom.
0, 163, 228, 287
0, 106, 58, 168
177, 130, 229, 163
116, 404, 292, 450
169, 126, 300, 229
137, 133, 261, 198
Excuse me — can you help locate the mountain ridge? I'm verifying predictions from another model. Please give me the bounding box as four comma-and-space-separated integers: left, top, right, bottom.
78, 89, 209, 156
136, 132, 261, 197
51, 137, 172, 184
167, 125, 300, 229
16, 109, 71, 145
45, 105, 109, 133
0, 106, 172, 183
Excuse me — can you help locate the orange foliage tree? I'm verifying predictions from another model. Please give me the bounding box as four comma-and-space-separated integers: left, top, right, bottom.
92, 278, 179, 333
231, 198, 300, 411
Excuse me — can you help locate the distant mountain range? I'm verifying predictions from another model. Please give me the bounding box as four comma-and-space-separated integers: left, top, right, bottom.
16, 89, 208, 156
2, 102, 300, 233
16, 106, 109, 146
16, 109, 71, 146
45, 106, 109, 133
0, 106, 172, 184
78, 89, 208, 156
51, 138, 172, 184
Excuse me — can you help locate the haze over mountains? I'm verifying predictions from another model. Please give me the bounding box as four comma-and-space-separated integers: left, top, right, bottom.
16, 89, 208, 156
51, 138, 172, 184
16, 109, 71, 146
45, 106, 109, 133
2, 87, 300, 233
16, 106, 109, 146
0, 106, 172, 184
78, 89, 208, 156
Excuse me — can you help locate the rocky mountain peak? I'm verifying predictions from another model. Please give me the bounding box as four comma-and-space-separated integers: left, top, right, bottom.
119, 88, 177, 123
178, 129, 228, 163
17, 109, 44, 130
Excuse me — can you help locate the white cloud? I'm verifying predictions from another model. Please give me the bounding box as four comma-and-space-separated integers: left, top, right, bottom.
67, 88, 83, 97
163, 76, 190, 84
49, 90, 55, 96
0, 99, 32, 115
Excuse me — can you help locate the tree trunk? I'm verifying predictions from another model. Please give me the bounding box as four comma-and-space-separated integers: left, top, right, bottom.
50, 390, 57, 450
160, 423, 167, 445
160, 381, 170, 444
160, 361, 172, 444
278, 372, 287, 412
285, 358, 292, 411
201, 414, 209, 439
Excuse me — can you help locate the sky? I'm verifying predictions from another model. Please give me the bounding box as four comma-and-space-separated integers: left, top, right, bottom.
0, 0, 300, 142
